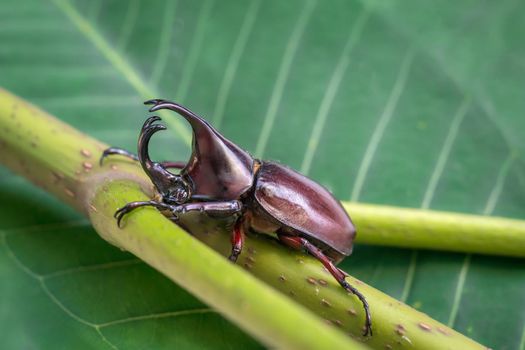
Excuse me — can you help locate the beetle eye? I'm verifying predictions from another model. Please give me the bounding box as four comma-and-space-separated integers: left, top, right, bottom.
174, 188, 188, 203
165, 179, 191, 204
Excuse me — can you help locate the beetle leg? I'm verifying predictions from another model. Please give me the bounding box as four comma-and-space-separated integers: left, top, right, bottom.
116, 200, 242, 227
229, 219, 245, 262
100, 147, 186, 169
114, 200, 173, 227
278, 235, 372, 337
164, 200, 244, 261
159, 161, 186, 169
165, 200, 242, 218
100, 147, 138, 165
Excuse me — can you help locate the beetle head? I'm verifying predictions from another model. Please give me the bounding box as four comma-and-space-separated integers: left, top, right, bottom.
138, 116, 192, 205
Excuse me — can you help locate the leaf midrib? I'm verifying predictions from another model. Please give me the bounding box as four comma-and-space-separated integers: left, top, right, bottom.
52, 0, 192, 146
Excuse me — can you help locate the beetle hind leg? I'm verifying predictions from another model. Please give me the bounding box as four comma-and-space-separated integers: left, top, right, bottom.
278, 234, 372, 337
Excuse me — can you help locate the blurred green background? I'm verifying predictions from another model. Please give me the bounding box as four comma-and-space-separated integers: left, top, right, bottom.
1, 0, 524, 349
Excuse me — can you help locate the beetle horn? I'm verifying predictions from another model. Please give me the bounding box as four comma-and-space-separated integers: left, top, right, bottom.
137, 116, 181, 196
144, 99, 255, 200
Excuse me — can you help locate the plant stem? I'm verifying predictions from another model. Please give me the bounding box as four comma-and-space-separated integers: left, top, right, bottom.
345, 202, 525, 257
0, 88, 489, 349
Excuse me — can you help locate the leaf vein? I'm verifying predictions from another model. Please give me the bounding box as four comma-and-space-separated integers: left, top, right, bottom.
98, 308, 214, 328
117, 0, 140, 52
350, 49, 414, 201
421, 97, 470, 209
174, 0, 214, 103
254, 0, 317, 158
52, 0, 192, 145
150, 0, 178, 86
446, 151, 514, 327
400, 250, 418, 302
300, 9, 369, 175
447, 254, 471, 327
42, 259, 142, 280
212, 0, 261, 129
3, 232, 212, 349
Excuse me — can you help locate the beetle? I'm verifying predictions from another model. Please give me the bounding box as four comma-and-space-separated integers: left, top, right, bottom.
100, 99, 372, 336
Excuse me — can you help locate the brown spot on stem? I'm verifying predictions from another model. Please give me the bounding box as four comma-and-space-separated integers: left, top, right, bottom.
321, 299, 331, 307
418, 322, 432, 332
333, 320, 342, 328
83, 162, 93, 171
401, 335, 412, 345
278, 275, 286, 282
89, 204, 98, 212
395, 327, 405, 336
437, 327, 450, 336
297, 258, 304, 264
385, 345, 393, 350
306, 277, 316, 285
52, 172, 64, 182
81, 149, 92, 158
64, 188, 75, 198
318, 279, 328, 286
347, 308, 356, 316
110, 164, 118, 170
288, 290, 296, 297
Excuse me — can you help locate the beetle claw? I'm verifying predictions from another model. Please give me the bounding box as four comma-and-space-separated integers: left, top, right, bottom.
99, 147, 139, 166
341, 280, 373, 337
114, 205, 131, 228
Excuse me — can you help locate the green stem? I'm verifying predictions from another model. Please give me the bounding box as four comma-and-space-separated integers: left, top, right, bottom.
346, 202, 525, 257
0, 88, 488, 349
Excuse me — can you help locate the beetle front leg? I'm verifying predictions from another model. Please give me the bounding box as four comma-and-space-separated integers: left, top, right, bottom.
114, 200, 173, 227
100, 147, 186, 169
278, 235, 372, 337
100, 147, 139, 165
168, 201, 242, 217
165, 201, 245, 262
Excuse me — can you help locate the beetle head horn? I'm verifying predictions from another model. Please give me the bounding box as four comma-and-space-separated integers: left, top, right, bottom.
144, 99, 255, 200
138, 116, 191, 204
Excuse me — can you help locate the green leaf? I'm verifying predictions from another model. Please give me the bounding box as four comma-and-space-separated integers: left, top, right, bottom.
0, 0, 524, 349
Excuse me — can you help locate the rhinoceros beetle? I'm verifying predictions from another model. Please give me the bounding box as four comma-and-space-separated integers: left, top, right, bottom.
100, 99, 372, 336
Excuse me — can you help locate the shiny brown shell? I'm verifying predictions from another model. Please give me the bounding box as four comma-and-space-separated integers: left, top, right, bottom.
254, 162, 356, 258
